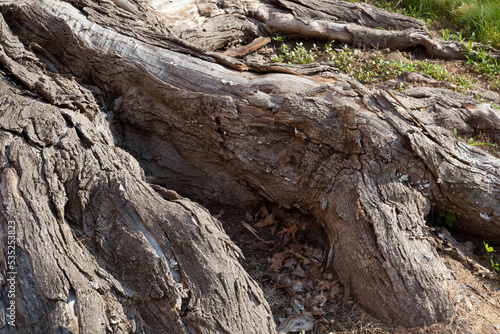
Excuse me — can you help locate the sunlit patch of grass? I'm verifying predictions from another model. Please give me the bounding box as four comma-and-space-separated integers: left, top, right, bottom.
270, 41, 473, 87
353, 0, 500, 49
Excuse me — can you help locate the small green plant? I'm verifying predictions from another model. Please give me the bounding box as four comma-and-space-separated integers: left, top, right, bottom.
270, 42, 318, 64
460, 32, 476, 55
419, 61, 450, 81
269, 39, 494, 92
270, 54, 284, 62
484, 242, 500, 272
452, 74, 474, 88
329, 45, 356, 74
465, 135, 499, 147
250, 261, 262, 271
463, 42, 500, 79
454, 130, 500, 158
327, 45, 453, 83
442, 28, 453, 41
271, 35, 286, 42
436, 211, 456, 227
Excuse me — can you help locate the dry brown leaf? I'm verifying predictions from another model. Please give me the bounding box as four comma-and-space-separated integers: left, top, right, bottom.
312, 306, 326, 316
316, 280, 331, 291
307, 264, 322, 277
283, 153, 292, 166
303, 245, 323, 262
279, 224, 299, 240
290, 251, 312, 265
284, 257, 298, 268
261, 206, 269, 217
327, 281, 341, 297
322, 273, 334, 281
276, 275, 293, 288
249, 241, 274, 251
255, 212, 275, 227
312, 292, 328, 307
292, 263, 306, 278
270, 252, 286, 271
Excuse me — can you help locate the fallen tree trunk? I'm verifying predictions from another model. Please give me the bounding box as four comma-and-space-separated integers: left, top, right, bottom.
1, 0, 500, 332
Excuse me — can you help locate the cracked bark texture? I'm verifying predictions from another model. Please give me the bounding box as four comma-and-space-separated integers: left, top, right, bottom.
0, 0, 500, 332
0, 3, 276, 333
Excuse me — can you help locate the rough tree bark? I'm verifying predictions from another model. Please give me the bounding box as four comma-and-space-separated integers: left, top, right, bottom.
0, 0, 499, 332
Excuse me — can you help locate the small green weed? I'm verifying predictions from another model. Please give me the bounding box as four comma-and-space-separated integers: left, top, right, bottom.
271, 42, 468, 85
270, 42, 317, 64
271, 35, 286, 42
468, 53, 500, 78
250, 261, 262, 272
270, 54, 284, 62
454, 130, 500, 158
269, 39, 497, 97
452, 74, 475, 88
442, 28, 453, 41
328, 44, 356, 74
455, 130, 500, 148
436, 211, 456, 227
458, 32, 500, 79
484, 242, 500, 273
460, 31, 476, 55
467, 135, 500, 147
250, 261, 262, 271
328, 45, 453, 83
